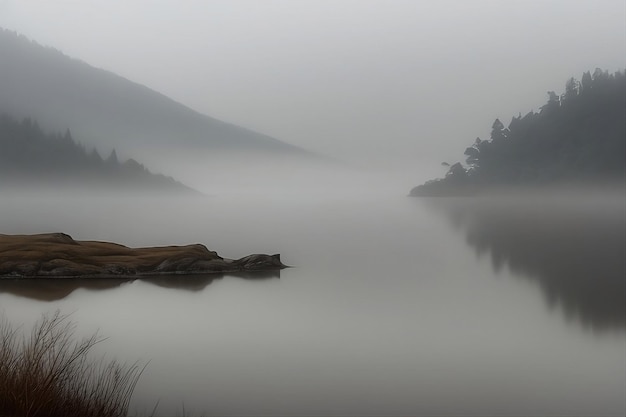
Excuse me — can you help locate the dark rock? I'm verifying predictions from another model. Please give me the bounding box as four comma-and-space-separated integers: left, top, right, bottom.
235, 254, 286, 270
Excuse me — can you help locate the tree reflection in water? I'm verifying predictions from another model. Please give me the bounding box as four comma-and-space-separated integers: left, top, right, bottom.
428, 194, 625, 332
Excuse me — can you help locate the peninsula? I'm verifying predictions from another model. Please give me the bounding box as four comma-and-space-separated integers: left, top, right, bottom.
0, 233, 286, 278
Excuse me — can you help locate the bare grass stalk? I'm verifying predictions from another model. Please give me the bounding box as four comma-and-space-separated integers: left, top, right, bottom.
0, 311, 144, 417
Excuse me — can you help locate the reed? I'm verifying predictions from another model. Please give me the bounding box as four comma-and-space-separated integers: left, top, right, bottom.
0, 311, 144, 417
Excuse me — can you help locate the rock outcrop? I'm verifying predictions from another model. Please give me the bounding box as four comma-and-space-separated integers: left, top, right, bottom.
0, 233, 287, 278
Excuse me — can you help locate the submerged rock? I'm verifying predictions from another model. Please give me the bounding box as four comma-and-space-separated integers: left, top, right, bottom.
0, 233, 287, 278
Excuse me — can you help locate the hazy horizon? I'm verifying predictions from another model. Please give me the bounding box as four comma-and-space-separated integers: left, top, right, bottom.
1, 0, 624, 180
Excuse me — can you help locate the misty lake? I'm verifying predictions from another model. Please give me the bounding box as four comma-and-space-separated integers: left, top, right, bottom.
1, 184, 624, 416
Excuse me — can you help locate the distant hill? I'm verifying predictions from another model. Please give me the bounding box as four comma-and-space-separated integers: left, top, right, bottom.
0, 114, 193, 193
410, 69, 626, 196
0, 29, 310, 159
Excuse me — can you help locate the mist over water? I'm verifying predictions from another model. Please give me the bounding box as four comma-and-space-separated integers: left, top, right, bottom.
1, 173, 624, 416
123, 149, 424, 198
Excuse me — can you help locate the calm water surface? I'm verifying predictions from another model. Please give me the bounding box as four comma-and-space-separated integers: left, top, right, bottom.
1, 186, 624, 416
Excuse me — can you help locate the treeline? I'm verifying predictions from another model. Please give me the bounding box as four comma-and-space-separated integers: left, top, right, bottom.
411, 69, 625, 196
0, 114, 192, 192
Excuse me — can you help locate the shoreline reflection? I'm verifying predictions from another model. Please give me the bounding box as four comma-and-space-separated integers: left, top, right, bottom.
0, 271, 280, 302
425, 195, 625, 331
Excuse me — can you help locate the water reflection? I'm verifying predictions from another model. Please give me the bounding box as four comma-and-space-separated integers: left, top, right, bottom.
142, 271, 279, 291
0, 278, 128, 301
0, 271, 280, 301
426, 195, 625, 331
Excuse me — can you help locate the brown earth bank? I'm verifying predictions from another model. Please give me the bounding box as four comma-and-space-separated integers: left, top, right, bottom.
0, 233, 286, 278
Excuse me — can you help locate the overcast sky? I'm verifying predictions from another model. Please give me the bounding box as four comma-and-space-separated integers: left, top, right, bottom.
1, 0, 624, 175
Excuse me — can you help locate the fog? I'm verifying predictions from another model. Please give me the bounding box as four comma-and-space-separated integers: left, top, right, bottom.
1, 0, 625, 177
129, 150, 417, 196
1, 1, 625, 415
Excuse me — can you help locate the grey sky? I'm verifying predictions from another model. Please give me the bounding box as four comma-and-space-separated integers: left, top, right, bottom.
1, 0, 624, 175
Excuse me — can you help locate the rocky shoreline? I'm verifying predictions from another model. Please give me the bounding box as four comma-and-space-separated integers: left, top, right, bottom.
0, 233, 286, 278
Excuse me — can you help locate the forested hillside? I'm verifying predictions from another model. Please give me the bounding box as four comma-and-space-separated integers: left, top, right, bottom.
0, 115, 192, 192
411, 69, 625, 196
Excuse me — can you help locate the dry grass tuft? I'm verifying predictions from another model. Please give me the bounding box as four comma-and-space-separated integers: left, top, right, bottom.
0, 311, 144, 417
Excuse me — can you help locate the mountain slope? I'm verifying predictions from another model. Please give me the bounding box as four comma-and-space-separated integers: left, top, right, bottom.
0, 29, 308, 158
